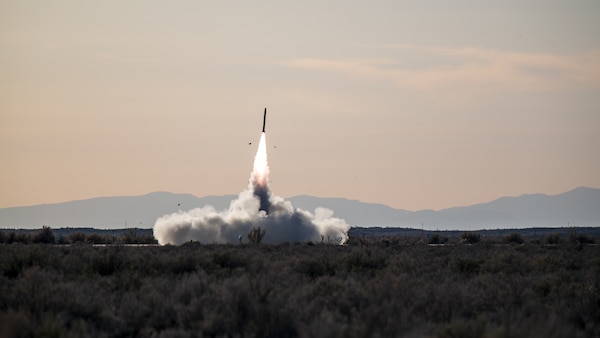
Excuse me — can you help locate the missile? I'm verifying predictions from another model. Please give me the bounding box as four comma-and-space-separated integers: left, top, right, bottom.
262, 108, 267, 132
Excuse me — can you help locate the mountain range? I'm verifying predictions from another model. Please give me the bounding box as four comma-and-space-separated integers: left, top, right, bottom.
1, 187, 598, 230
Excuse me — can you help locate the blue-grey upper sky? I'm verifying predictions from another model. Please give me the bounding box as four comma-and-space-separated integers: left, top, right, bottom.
1, 1, 599, 210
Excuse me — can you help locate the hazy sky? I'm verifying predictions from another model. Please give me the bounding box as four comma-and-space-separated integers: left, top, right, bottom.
2, 1, 599, 211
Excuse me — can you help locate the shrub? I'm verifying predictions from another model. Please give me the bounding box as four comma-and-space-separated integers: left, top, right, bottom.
342, 248, 387, 272
1, 234, 599, 337
460, 232, 481, 244
3, 232, 17, 244
32, 226, 55, 244
572, 234, 595, 244
67, 232, 87, 244
57, 236, 70, 245
14, 232, 31, 244
86, 233, 106, 244
92, 249, 123, 276
504, 232, 524, 245
213, 251, 247, 270
247, 227, 266, 244
295, 259, 327, 278
121, 229, 157, 244
429, 234, 448, 245
453, 258, 481, 275
545, 233, 562, 245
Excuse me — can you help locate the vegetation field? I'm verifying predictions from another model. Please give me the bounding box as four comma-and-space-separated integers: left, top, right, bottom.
0, 231, 599, 337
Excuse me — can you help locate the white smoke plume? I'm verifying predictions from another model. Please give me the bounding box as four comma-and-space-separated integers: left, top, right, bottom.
154, 130, 350, 245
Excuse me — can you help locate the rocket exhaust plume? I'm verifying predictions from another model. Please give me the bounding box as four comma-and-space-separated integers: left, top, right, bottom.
252, 109, 270, 214
153, 108, 350, 245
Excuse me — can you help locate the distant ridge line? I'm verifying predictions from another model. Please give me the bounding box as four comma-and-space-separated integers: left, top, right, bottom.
0, 187, 598, 230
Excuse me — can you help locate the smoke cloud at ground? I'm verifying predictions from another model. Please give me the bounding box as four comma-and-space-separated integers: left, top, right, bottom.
153, 186, 349, 245
153, 131, 350, 245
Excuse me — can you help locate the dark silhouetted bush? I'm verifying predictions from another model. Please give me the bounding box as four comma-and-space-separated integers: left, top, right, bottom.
67, 232, 87, 244
460, 232, 481, 244
380, 235, 401, 246
429, 234, 449, 244
572, 234, 595, 244
32, 226, 55, 244
12, 232, 30, 244
86, 233, 106, 244
247, 227, 266, 244
0, 235, 599, 337
453, 258, 481, 275
504, 232, 524, 244
545, 233, 562, 244
121, 229, 158, 244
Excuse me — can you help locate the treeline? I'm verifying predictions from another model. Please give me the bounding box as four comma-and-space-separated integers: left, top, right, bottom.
1, 240, 599, 337
348, 230, 596, 247
2, 226, 597, 247
425, 231, 596, 246
349, 226, 600, 241
0, 226, 157, 245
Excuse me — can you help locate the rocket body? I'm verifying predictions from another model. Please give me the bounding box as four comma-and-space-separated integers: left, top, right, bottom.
262, 108, 267, 132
